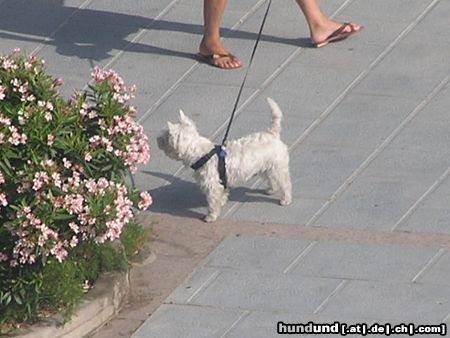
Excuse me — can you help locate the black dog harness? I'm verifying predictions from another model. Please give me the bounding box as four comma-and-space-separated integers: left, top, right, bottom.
190, 145, 228, 188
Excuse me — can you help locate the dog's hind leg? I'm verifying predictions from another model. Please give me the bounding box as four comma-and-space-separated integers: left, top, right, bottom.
272, 166, 292, 206
263, 171, 279, 195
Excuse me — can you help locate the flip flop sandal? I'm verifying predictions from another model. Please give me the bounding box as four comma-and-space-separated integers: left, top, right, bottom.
314, 23, 363, 48
195, 52, 242, 69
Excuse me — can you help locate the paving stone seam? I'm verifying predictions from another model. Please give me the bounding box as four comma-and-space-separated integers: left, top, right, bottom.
313, 279, 349, 314
136, 0, 269, 123
180, 267, 446, 285
32, 0, 94, 56
411, 248, 447, 283
186, 269, 221, 304
196, 0, 355, 146
391, 167, 450, 232
444, 313, 450, 323
283, 241, 317, 274
88, 0, 181, 93
305, 74, 450, 226
223, 0, 443, 220
143, 0, 357, 187
219, 310, 251, 338
287, 0, 442, 154
102, 0, 180, 64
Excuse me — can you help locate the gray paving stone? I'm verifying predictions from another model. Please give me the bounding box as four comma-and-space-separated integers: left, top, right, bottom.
132, 303, 244, 338
203, 235, 313, 273
396, 0, 450, 49
288, 144, 370, 200
165, 266, 221, 305
303, 94, 417, 150
229, 196, 328, 225
84, 0, 167, 19
353, 2, 449, 100
227, 311, 373, 338
419, 250, 450, 286
398, 207, 450, 235
244, 55, 364, 120
0, 0, 86, 55
320, 280, 450, 323
173, 269, 343, 314
344, 0, 440, 25
385, 83, 450, 155
288, 241, 440, 283
0, 0, 86, 40
315, 172, 439, 230
363, 146, 450, 179
223, 107, 314, 146
143, 82, 256, 137
182, 0, 264, 13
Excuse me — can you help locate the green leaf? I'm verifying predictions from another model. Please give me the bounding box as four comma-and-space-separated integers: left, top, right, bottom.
0, 159, 12, 176
13, 293, 23, 305
53, 213, 75, 221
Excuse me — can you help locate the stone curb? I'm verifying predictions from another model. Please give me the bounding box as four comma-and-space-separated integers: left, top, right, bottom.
16, 270, 129, 338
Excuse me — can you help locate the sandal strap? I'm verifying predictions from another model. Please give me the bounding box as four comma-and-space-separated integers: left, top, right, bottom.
327, 23, 351, 40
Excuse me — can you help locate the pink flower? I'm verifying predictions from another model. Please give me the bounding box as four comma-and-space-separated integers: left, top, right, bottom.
47, 134, 54, 145
0, 170, 4, 185
69, 236, 78, 248
0, 85, 5, 100
0, 252, 8, 262
63, 193, 84, 215
51, 241, 68, 263
63, 157, 72, 169
0, 192, 8, 207
32, 171, 50, 191
69, 222, 80, 234
138, 191, 153, 210
0, 114, 11, 126
1, 57, 18, 71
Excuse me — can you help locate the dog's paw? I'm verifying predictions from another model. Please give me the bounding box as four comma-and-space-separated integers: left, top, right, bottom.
203, 214, 218, 223
265, 188, 277, 195
280, 198, 292, 206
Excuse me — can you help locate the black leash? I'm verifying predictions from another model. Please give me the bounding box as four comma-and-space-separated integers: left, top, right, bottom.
191, 0, 272, 188
221, 0, 272, 146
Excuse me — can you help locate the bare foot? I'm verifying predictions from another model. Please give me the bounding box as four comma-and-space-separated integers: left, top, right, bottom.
198, 38, 242, 69
310, 20, 362, 46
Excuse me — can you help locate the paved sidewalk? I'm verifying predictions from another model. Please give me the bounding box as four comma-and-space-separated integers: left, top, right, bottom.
1, 0, 449, 337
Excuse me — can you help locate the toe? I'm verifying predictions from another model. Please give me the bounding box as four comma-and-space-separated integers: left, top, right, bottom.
345, 22, 363, 32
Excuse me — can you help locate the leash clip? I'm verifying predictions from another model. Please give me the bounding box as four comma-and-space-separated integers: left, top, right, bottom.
218, 146, 227, 158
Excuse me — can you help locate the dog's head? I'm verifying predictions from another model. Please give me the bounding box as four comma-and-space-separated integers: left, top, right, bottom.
157, 110, 199, 161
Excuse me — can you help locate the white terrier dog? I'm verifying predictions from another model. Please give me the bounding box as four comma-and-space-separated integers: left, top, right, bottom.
157, 98, 292, 222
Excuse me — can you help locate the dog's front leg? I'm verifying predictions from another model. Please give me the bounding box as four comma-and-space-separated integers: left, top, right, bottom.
203, 185, 227, 223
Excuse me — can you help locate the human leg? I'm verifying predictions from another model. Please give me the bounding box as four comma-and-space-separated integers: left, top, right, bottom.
295, 0, 362, 47
199, 0, 242, 69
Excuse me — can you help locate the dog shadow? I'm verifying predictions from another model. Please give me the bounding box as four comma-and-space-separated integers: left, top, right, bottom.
144, 171, 280, 220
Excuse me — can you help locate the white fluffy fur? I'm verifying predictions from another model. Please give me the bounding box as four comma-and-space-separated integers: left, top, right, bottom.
157, 97, 292, 222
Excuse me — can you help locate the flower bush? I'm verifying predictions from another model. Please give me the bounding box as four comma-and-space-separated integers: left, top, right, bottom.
0, 49, 152, 329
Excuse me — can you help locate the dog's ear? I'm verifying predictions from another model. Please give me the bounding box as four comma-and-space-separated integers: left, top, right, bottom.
167, 121, 176, 134
179, 110, 194, 127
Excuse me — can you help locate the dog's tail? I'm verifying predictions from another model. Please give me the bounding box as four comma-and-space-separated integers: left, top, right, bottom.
267, 97, 282, 136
